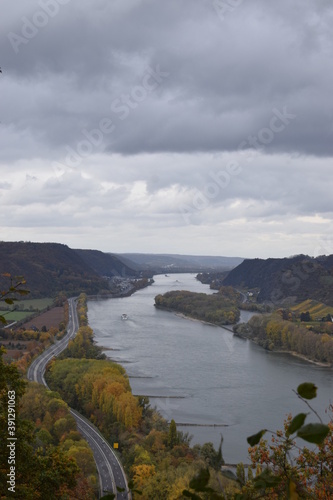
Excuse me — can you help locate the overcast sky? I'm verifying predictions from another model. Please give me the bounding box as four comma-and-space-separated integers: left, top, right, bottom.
1, 0, 333, 258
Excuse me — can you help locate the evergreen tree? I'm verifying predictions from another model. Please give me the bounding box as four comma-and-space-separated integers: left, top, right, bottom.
168, 419, 178, 448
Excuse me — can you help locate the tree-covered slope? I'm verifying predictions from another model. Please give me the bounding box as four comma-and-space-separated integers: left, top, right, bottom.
223, 254, 333, 305
75, 248, 138, 277
0, 241, 108, 297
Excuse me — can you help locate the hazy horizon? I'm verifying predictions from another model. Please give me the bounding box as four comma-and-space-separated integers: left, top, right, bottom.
1, 1, 333, 258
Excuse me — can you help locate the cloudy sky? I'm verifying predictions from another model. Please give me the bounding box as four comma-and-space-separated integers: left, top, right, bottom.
1, 0, 333, 258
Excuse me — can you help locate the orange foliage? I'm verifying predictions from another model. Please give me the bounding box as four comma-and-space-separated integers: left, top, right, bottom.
132, 464, 156, 490
78, 369, 142, 430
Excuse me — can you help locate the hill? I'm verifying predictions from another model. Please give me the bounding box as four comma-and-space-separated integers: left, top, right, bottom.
116, 253, 243, 273
3, 242, 242, 298
0, 241, 110, 298
223, 254, 333, 306
75, 249, 139, 278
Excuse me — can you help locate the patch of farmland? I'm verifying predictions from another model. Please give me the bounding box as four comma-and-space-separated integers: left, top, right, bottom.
21, 306, 65, 330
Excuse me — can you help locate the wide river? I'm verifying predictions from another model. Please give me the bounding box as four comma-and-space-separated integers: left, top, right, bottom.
88, 273, 333, 463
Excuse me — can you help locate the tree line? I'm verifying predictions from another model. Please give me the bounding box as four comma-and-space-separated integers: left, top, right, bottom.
155, 287, 241, 326
234, 313, 333, 365
0, 348, 98, 498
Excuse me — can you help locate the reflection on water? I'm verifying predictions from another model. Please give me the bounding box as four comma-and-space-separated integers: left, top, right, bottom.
88, 274, 333, 463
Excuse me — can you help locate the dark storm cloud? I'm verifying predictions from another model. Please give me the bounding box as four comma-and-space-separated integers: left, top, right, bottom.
1, 0, 333, 159
1, 0, 333, 257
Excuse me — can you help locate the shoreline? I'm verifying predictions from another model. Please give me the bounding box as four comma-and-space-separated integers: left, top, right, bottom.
175, 312, 218, 327
88, 277, 154, 301
155, 304, 236, 329
175, 312, 236, 333
87, 290, 332, 471
158, 306, 332, 368
271, 349, 331, 368
240, 335, 332, 368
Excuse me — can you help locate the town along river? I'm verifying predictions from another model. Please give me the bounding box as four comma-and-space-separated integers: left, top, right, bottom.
88, 274, 333, 464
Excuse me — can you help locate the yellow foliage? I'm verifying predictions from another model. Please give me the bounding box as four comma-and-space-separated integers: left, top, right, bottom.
144, 429, 166, 454
132, 464, 156, 490
167, 474, 191, 500
133, 445, 153, 466
62, 360, 142, 430
266, 320, 282, 345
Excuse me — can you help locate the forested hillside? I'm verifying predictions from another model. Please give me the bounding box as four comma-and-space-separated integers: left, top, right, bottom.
223, 254, 333, 305
75, 249, 138, 278
0, 348, 98, 498
0, 242, 111, 297
117, 253, 243, 273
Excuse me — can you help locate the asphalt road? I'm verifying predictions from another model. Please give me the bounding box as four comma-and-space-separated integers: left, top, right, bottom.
27, 297, 129, 499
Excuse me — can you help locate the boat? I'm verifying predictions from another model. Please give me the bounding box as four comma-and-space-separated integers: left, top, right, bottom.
121, 314, 128, 320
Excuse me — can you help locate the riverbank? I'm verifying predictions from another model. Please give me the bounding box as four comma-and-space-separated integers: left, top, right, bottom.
155, 305, 245, 334
79, 291, 240, 497
159, 305, 332, 367
234, 330, 332, 368
175, 311, 218, 327
272, 349, 332, 368
88, 277, 154, 300
87, 273, 333, 466
154, 302, 239, 327
174, 312, 237, 334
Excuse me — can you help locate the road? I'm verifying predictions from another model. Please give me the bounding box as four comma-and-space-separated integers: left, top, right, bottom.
27, 297, 129, 499
236, 289, 248, 304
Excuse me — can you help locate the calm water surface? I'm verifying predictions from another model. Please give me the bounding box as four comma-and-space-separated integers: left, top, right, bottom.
88, 274, 333, 463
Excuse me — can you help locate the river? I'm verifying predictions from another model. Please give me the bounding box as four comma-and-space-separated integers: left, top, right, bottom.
87, 273, 333, 464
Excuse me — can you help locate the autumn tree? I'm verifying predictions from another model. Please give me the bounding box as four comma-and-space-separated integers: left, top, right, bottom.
242, 384, 332, 498
1, 349, 96, 497
184, 383, 332, 499
196, 437, 224, 471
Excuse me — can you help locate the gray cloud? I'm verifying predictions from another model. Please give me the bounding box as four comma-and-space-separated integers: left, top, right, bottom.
2, 0, 333, 157
0, 0, 332, 257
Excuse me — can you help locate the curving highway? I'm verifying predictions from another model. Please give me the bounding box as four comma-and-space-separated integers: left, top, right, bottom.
27, 297, 129, 499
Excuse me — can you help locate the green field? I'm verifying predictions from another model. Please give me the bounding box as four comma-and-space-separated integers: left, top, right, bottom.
0, 298, 54, 324
1, 298, 54, 312
0, 310, 34, 322
12, 298, 54, 310
291, 299, 333, 319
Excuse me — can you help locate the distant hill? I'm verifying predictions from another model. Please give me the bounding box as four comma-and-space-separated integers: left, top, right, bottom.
2, 242, 243, 298
116, 253, 243, 273
223, 254, 333, 306
0, 242, 110, 298
75, 249, 138, 278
